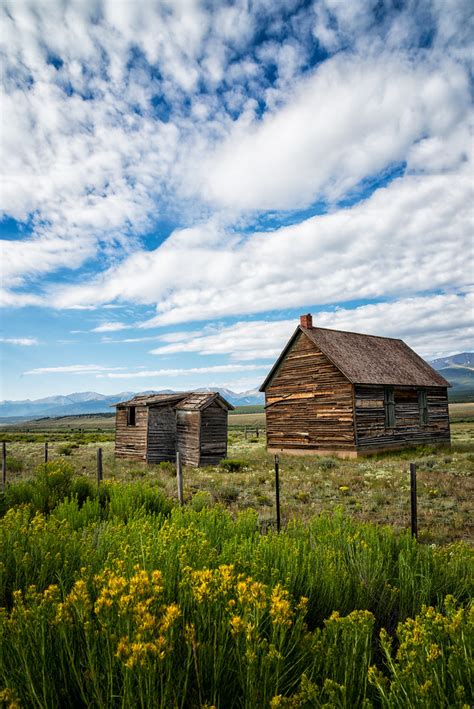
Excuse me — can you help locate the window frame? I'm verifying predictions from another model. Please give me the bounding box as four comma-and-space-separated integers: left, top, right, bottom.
127, 406, 136, 427
384, 387, 396, 428
418, 389, 428, 426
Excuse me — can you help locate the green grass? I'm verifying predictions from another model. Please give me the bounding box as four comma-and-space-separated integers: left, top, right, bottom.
1, 420, 473, 545
0, 469, 472, 708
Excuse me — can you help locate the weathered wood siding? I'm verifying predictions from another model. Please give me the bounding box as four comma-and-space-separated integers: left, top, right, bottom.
115, 406, 148, 459
147, 406, 177, 463
355, 385, 450, 450
265, 332, 356, 452
200, 403, 228, 465
176, 410, 201, 467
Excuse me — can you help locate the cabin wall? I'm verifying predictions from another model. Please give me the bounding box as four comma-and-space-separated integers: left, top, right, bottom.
355, 385, 450, 450
200, 403, 228, 465
265, 332, 356, 452
147, 405, 178, 463
115, 406, 148, 459
176, 410, 201, 467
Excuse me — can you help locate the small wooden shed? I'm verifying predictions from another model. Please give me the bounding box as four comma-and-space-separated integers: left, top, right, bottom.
114, 391, 233, 467
260, 314, 451, 457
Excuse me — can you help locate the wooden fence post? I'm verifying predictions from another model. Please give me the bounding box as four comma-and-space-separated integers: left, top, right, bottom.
2, 442, 6, 493
244, 426, 247, 439
176, 451, 184, 506
275, 454, 281, 532
410, 462, 418, 539
97, 448, 103, 488
255, 427, 259, 439
44, 442, 48, 464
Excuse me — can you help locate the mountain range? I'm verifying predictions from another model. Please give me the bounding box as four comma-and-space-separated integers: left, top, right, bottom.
0, 388, 265, 421
1, 352, 472, 421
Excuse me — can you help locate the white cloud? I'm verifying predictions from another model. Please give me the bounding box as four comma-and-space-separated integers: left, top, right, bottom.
97, 363, 272, 379
92, 322, 129, 333
198, 53, 470, 210
24, 364, 126, 375
1, 0, 472, 308
148, 292, 474, 362
50, 163, 473, 326
0, 337, 39, 346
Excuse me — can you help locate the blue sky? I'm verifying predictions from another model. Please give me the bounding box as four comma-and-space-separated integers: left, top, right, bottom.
1, 0, 473, 401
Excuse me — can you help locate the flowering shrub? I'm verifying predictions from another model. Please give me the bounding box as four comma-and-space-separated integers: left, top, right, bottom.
0, 492, 472, 707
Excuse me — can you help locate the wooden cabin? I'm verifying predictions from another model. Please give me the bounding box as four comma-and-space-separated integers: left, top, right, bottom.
114, 392, 233, 466
260, 314, 451, 457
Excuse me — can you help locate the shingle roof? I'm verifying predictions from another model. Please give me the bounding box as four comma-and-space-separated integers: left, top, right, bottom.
260, 325, 450, 390
113, 391, 234, 410
114, 392, 191, 407
175, 392, 234, 411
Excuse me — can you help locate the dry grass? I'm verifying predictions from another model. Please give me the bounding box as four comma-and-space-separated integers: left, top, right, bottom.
3, 419, 473, 545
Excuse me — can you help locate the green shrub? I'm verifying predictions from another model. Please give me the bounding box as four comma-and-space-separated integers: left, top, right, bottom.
156, 460, 176, 477
5, 456, 23, 473
215, 483, 240, 503
317, 457, 337, 470
58, 445, 73, 456
190, 490, 213, 512
31, 461, 74, 513
219, 458, 247, 473
71, 476, 96, 506
107, 481, 173, 520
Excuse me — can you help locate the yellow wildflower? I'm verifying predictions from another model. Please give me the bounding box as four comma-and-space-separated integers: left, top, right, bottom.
161, 603, 181, 633
269, 584, 293, 627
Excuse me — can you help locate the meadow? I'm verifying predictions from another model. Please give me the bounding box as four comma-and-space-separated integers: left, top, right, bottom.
0, 406, 473, 707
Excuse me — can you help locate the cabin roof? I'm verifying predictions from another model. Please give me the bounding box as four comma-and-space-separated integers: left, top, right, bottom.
260, 325, 450, 390
175, 392, 234, 411
113, 391, 234, 410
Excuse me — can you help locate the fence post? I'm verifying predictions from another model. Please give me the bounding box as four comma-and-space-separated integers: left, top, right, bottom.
255, 427, 259, 439
44, 442, 48, 464
275, 454, 281, 532
176, 451, 184, 506
2, 442, 6, 493
97, 447, 103, 488
410, 462, 417, 539
244, 426, 247, 439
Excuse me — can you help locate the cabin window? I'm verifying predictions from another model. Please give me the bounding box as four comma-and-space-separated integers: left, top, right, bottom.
127, 406, 136, 426
384, 388, 395, 428
418, 390, 428, 425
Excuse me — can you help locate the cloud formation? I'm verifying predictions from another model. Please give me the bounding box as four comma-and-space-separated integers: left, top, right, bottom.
0, 337, 39, 346
147, 292, 474, 362
1, 0, 472, 314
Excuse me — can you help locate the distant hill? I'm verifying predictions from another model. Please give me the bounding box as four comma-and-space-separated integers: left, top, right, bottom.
436, 367, 474, 402
430, 352, 474, 370
0, 388, 265, 421
428, 352, 474, 402
429, 352, 474, 369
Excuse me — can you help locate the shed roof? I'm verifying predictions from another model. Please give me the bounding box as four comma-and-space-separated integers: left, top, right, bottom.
114, 392, 191, 407
113, 391, 234, 410
260, 325, 450, 390
175, 392, 234, 411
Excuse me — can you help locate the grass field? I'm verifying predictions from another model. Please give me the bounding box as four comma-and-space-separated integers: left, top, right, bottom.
1, 412, 473, 545
0, 408, 473, 707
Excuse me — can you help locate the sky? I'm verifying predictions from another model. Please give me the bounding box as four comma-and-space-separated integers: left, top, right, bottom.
0, 0, 473, 401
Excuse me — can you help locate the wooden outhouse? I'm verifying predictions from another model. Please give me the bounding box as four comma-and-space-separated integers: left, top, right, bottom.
260, 314, 451, 457
114, 392, 233, 466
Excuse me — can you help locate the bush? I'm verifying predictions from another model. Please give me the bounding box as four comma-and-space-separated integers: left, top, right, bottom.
71, 476, 96, 506
317, 457, 337, 470
58, 445, 73, 456
156, 461, 177, 477
191, 490, 213, 512
215, 483, 240, 503
31, 461, 74, 513
5, 456, 23, 473
219, 459, 247, 473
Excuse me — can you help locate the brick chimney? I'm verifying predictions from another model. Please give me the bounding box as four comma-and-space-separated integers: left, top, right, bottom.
300, 313, 312, 329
